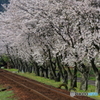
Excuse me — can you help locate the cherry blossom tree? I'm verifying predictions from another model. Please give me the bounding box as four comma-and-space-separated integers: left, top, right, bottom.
0, 0, 100, 92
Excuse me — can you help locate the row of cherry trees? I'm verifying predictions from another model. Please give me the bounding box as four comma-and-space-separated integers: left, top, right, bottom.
0, 0, 100, 93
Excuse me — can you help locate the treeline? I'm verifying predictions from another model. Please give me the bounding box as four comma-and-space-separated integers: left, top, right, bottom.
0, 0, 100, 94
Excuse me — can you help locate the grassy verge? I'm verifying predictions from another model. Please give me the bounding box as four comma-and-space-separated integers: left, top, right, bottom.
5, 68, 95, 91
90, 96, 100, 100
0, 85, 17, 100
5, 68, 100, 100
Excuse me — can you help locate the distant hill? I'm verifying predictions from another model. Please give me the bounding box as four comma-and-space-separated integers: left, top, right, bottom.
0, 0, 9, 12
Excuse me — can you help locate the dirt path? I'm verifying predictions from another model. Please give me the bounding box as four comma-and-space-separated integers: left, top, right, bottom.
0, 69, 95, 100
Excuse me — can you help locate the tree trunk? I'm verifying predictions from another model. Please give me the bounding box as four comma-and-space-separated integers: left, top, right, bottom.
48, 49, 57, 79
40, 67, 44, 77
44, 68, 49, 78
95, 73, 100, 94
66, 66, 73, 87
90, 58, 100, 94
22, 66, 25, 73
7, 62, 10, 69
56, 54, 64, 80
35, 66, 40, 76
49, 71, 54, 80
29, 66, 33, 73
78, 63, 89, 91
80, 73, 88, 91
55, 72, 61, 82
62, 70, 68, 84
73, 62, 77, 88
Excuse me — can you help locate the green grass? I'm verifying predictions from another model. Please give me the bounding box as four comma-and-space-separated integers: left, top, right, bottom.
90, 96, 100, 100
5, 68, 100, 100
5, 68, 18, 72
5, 68, 96, 92
0, 86, 17, 100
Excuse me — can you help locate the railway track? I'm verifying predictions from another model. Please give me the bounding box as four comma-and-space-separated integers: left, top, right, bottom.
0, 69, 79, 100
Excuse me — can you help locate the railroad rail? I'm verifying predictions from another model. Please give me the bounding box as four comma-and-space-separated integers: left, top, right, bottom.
0, 69, 79, 100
